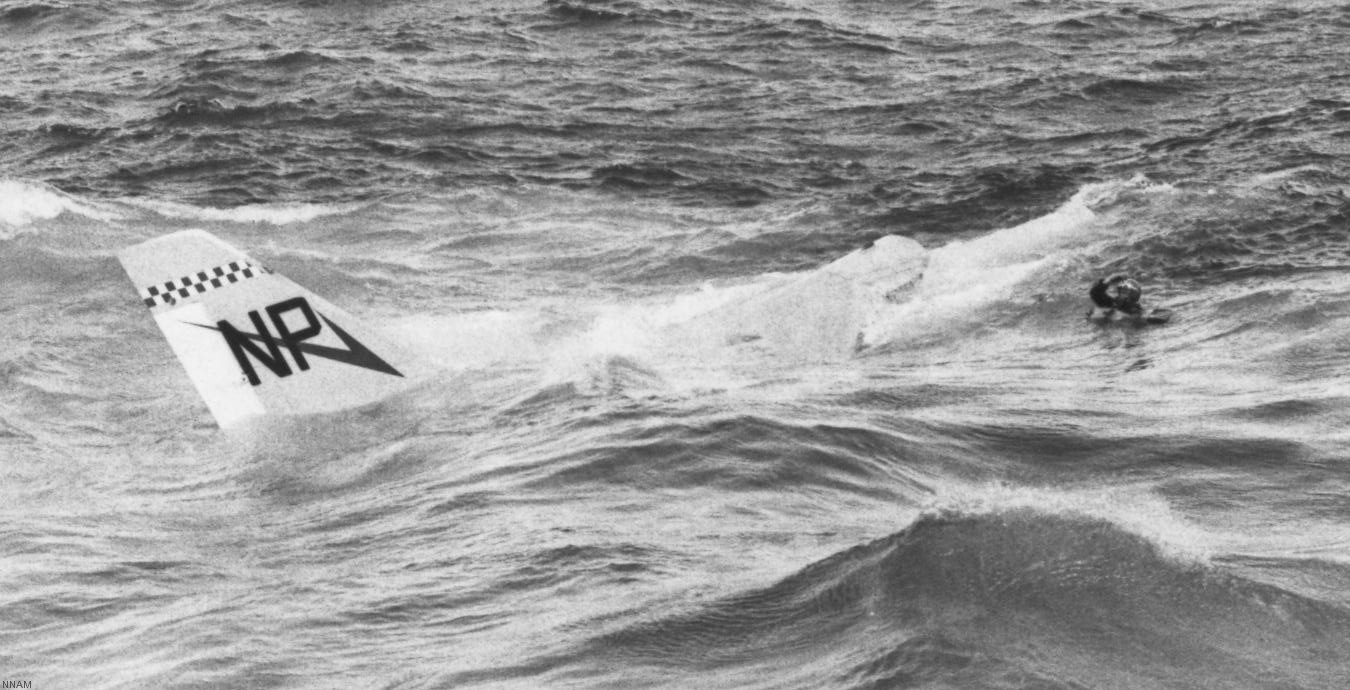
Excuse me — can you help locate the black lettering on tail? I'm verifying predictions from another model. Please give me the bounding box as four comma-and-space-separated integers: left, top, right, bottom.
195, 297, 402, 385
266, 297, 322, 372
219, 310, 292, 385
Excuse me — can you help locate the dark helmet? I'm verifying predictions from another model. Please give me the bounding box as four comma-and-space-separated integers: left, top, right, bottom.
1089, 274, 1143, 313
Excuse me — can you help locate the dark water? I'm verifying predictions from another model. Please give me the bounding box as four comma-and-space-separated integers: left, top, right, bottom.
3, 0, 1350, 688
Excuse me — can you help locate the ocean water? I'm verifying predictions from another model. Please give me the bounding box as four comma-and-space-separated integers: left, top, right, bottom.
3, 0, 1350, 688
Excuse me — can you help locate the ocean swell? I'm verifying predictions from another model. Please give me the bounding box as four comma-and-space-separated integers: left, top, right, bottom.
594, 508, 1350, 689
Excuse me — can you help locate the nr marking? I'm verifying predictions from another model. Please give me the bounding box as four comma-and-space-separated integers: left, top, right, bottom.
193, 296, 403, 385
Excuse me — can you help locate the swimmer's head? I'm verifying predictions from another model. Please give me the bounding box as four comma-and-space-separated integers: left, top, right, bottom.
1089, 278, 1114, 308
1090, 274, 1143, 312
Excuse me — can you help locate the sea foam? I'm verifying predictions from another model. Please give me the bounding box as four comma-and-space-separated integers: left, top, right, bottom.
0, 179, 117, 231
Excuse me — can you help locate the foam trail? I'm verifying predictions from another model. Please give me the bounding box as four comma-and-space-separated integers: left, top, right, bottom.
388, 179, 1164, 391
124, 197, 358, 225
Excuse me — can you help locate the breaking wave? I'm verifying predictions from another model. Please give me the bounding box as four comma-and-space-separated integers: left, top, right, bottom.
593, 507, 1350, 689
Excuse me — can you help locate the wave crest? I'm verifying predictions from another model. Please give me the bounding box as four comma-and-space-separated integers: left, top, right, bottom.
594, 508, 1350, 687
0, 179, 117, 232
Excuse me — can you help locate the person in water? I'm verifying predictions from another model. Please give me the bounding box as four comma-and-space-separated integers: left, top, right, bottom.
1089, 274, 1142, 318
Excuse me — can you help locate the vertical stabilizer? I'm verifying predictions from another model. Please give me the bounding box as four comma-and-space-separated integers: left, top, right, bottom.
119, 229, 422, 428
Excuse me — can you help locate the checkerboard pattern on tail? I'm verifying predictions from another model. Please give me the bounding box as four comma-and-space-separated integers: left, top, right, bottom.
139, 260, 267, 308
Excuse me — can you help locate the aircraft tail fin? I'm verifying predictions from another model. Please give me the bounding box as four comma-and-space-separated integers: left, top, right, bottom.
119, 229, 423, 428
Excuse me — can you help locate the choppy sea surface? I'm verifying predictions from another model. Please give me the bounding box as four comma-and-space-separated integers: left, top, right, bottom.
4, 0, 1350, 688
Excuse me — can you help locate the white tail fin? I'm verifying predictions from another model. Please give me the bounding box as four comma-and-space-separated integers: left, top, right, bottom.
119, 229, 422, 428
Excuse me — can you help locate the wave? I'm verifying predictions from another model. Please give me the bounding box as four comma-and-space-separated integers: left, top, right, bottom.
1045, 9, 1180, 39
590, 507, 1350, 688
154, 98, 307, 126
545, 0, 634, 24
0, 2, 108, 31
516, 410, 930, 498
0, 3, 61, 23
541, 0, 695, 27
0, 179, 119, 231
1082, 77, 1188, 103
